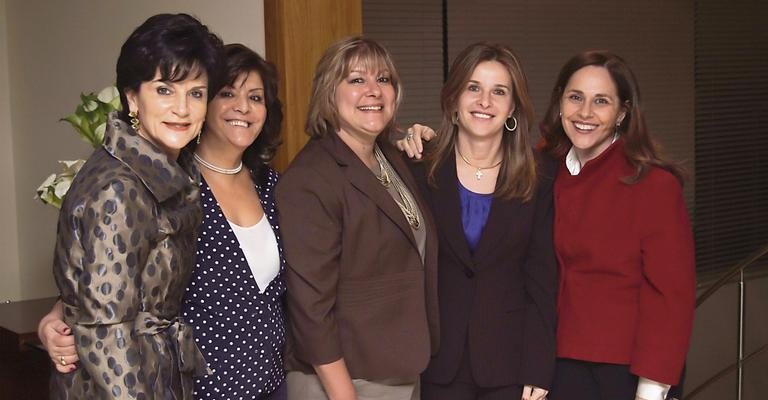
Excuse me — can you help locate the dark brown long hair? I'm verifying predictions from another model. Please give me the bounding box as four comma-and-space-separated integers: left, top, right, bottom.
425, 42, 537, 201
540, 50, 685, 184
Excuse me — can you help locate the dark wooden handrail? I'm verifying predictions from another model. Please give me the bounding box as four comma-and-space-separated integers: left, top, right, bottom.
681, 242, 768, 399
696, 243, 768, 307
683, 344, 768, 400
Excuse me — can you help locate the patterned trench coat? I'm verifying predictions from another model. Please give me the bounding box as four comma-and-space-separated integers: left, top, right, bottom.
50, 116, 208, 399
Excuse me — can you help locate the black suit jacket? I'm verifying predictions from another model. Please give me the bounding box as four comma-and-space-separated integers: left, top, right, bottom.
415, 152, 558, 389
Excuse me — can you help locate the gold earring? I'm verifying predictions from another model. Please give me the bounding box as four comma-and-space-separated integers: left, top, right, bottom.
128, 111, 140, 133
451, 112, 459, 125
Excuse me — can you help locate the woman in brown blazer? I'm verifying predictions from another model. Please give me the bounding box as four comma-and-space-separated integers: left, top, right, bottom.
276, 37, 439, 400
397, 43, 558, 400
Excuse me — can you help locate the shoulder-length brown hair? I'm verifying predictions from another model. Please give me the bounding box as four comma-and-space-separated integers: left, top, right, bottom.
305, 36, 402, 138
424, 42, 537, 201
539, 50, 685, 184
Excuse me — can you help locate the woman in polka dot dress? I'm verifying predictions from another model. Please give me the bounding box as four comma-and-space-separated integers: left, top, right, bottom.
38, 43, 289, 400
182, 43, 287, 399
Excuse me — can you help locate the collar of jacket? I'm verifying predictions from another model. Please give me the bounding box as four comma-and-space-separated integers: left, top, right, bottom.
102, 112, 197, 202
315, 128, 396, 167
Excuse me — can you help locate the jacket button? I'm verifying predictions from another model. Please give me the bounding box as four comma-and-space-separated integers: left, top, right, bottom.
464, 268, 475, 278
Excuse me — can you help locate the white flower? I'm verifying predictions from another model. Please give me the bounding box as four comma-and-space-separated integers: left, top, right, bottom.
36, 173, 56, 194
60, 159, 85, 170
54, 177, 73, 198
83, 100, 98, 112
97, 86, 119, 104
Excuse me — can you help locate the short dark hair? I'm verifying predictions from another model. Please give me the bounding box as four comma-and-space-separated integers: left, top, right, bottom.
115, 13, 224, 122
220, 44, 283, 171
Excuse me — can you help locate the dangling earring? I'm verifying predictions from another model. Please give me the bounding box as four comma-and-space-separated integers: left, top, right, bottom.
451, 112, 459, 125
196, 130, 202, 144
128, 110, 140, 133
504, 116, 518, 132
615, 115, 625, 136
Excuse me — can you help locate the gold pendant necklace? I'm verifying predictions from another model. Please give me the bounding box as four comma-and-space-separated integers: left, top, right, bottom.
456, 147, 502, 180
374, 145, 421, 229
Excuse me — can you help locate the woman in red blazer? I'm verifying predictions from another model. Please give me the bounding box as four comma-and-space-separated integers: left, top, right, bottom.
398, 42, 557, 400
540, 51, 696, 400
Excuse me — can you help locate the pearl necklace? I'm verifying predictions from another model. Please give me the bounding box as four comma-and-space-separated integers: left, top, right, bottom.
456, 147, 502, 180
193, 152, 243, 175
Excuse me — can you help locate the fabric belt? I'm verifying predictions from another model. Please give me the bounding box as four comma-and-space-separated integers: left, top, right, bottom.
134, 311, 210, 376
63, 303, 209, 398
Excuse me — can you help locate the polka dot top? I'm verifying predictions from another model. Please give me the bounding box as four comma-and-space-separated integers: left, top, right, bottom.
182, 167, 286, 399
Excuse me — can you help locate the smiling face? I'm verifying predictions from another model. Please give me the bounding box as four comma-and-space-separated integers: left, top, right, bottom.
334, 63, 396, 144
125, 69, 208, 159
455, 61, 515, 140
560, 65, 626, 163
205, 70, 266, 151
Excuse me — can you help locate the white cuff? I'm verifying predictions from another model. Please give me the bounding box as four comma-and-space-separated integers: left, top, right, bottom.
636, 376, 671, 400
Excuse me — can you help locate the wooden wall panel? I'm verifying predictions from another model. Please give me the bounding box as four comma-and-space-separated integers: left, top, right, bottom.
265, 0, 362, 171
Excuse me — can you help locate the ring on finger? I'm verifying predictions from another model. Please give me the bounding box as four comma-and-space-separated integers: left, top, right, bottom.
406, 133, 413, 140
60, 355, 66, 366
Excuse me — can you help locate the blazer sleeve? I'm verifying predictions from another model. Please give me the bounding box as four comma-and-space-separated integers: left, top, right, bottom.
276, 166, 345, 366
519, 157, 559, 389
631, 171, 696, 384
64, 177, 155, 397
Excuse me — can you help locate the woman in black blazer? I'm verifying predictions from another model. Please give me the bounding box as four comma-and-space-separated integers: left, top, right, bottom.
397, 42, 557, 400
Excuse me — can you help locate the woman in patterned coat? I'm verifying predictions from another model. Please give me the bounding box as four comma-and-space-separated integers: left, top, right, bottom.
42, 13, 224, 399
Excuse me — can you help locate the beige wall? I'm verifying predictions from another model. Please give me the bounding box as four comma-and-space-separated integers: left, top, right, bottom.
0, 0, 265, 301
0, 1, 21, 301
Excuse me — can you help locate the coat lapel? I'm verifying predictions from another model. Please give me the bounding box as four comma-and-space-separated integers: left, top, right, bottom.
318, 134, 419, 252
432, 151, 523, 269
381, 140, 440, 261
433, 152, 475, 271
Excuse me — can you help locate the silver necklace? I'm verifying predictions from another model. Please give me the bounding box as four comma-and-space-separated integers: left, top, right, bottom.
193, 152, 243, 175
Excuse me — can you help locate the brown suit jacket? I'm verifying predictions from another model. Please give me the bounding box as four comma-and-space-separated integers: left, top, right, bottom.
276, 132, 439, 381
416, 152, 558, 389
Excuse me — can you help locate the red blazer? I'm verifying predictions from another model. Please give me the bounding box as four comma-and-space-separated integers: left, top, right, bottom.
415, 152, 558, 389
554, 139, 696, 385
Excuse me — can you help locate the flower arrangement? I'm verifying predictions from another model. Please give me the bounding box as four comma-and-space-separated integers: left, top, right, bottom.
35, 86, 121, 209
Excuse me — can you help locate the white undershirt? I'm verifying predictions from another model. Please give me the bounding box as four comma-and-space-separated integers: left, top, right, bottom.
227, 215, 280, 294
564, 132, 620, 176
